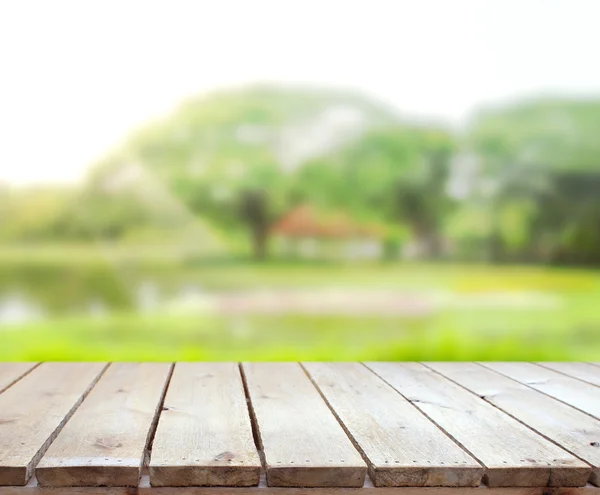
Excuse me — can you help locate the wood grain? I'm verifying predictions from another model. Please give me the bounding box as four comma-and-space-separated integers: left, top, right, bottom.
242, 362, 367, 488
303, 362, 483, 487
0, 362, 106, 485
36, 363, 172, 488
5, 474, 600, 494
366, 362, 590, 488
149, 363, 261, 487
536, 363, 600, 388
0, 363, 38, 394
481, 362, 600, 420
136, 479, 600, 495
426, 362, 600, 486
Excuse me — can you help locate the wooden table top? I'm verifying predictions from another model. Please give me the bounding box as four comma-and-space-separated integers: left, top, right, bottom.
0, 362, 599, 494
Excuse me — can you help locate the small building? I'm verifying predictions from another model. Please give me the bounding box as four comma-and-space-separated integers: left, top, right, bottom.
271, 205, 387, 261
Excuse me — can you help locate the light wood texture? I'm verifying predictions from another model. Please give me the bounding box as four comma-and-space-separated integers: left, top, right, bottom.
481, 362, 600, 419
4, 361, 600, 492
36, 363, 172, 488
0, 362, 106, 486
0, 363, 38, 393
303, 362, 483, 487
149, 363, 261, 487
5, 474, 600, 494
366, 362, 589, 488
536, 363, 600, 388
426, 362, 600, 486
242, 362, 367, 487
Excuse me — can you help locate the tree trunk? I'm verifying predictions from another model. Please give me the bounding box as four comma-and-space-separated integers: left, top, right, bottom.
240, 189, 270, 261
411, 221, 442, 259
251, 225, 269, 260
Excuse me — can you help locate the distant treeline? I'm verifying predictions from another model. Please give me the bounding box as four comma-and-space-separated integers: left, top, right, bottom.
1, 87, 599, 265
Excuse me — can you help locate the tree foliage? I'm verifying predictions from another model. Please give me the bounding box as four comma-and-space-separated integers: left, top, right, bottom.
113, 85, 399, 258
3, 90, 600, 266
468, 97, 600, 264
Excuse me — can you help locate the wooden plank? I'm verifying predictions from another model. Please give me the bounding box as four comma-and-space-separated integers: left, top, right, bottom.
6, 474, 600, 495
136, 482, 600, 495
0, 362, 106, 486
536, 363, 600, 388
35, 363, 172, 488
303, 362, 483, 487
482, 362, 600, 420
0, 363, 38, 394
366, 362, 590, 488
6, 474, 600, 494
241, 362, 367, 488
426, 362, 600, 486
149, 362, 261, 487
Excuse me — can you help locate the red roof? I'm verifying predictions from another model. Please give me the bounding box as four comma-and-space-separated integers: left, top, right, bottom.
272, 205, 386, 239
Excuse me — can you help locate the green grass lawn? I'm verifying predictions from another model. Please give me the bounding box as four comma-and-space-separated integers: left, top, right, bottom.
1, 245, 599, 361
3, 307, 599, 361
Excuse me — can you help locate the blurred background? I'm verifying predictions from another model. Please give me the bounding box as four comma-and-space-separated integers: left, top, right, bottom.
1, 0, 599, 361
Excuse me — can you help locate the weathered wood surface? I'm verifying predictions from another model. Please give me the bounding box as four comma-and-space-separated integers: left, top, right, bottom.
426, 362, 600, 486
0, 362, 106, 486
303, 362, 483, 487
366, 362, 590, 488
5, 474, 600, 494
0, 363, 38, 394
536, 363, 600, 388
242, 362, 367, 487
35, 363, 172, 488
149, 363, 261, 487
482, 362, 600, 419
2, 361, 600, 492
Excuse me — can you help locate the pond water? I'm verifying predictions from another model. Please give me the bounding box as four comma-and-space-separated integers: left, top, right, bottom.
0, 259, 566, 325
0, 276, 211, 324
0, 262, 161, 323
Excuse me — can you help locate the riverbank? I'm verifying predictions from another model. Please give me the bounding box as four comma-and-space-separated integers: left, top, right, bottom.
1, 245, 599, 361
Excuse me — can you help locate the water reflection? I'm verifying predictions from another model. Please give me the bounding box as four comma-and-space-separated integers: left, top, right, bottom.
0, 279, 566, 325
0, 292, 44, 325
136, 281, 160, 312
0, 272, 211, 323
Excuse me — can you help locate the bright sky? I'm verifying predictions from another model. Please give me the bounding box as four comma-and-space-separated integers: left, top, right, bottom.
1, 0, 599, 185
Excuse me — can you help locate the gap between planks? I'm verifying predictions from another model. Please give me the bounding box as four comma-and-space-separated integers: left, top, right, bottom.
149, 363, 261, 487
423, 362, 600, 486
365, 363, 591, 488
4, 362, 600, 490
301, 362, 484, 487
480, 362, 600, 420
534, 363, 600, 389
35, 363, 173, 488
0, 363, 40, 394
0, 363, 109, 486
241, 362, 367, 488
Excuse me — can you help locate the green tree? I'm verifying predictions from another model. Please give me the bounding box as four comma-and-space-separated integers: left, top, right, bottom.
295, 126, 456, 257
87, 85, 398, 259
469, 97, 600, 264
0, 187, 71, 242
